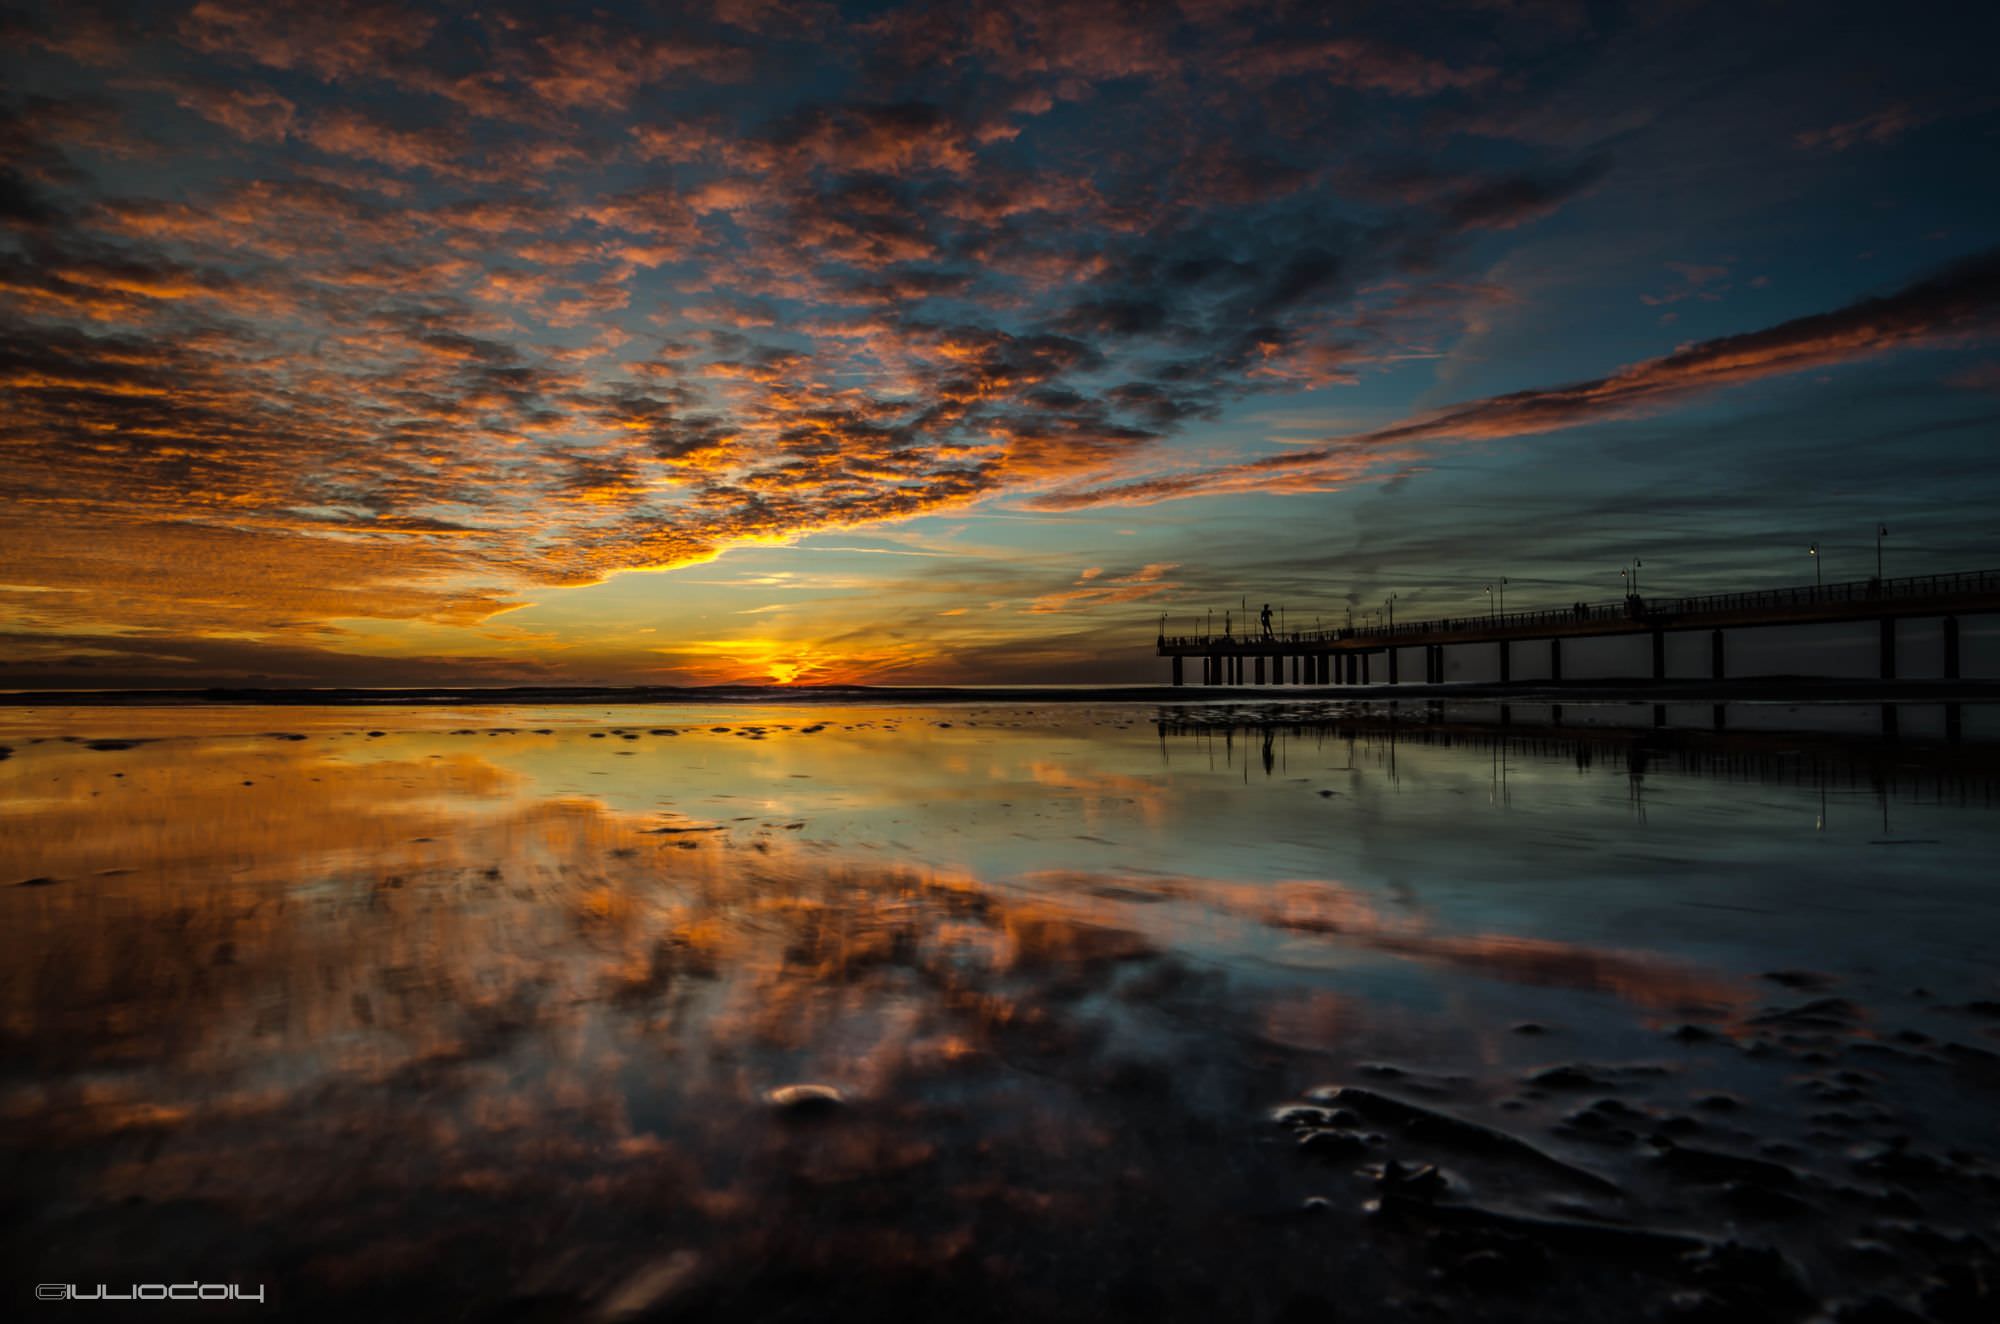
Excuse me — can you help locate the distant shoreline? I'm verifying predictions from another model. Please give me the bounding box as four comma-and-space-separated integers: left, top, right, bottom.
3, 677, 1997, 706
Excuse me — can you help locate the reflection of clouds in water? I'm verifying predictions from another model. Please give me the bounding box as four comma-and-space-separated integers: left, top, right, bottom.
1025, 760, 1172, 831
7, 710, 2000, 1318
4, 739, 1193, 1308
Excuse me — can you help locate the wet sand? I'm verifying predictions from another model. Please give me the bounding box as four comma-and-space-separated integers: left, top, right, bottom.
4, 704, 1997, 1321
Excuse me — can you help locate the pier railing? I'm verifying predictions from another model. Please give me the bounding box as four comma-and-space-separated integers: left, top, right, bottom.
1160, 568, 2000, 651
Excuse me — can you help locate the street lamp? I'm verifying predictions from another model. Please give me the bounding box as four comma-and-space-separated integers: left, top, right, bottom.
1876, 524, 1888, 582
1385, 593, 1397, 631
1808, 543, 1821, 590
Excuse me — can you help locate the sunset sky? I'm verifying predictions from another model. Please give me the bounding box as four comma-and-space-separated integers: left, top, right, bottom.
4, 0, 1998, 688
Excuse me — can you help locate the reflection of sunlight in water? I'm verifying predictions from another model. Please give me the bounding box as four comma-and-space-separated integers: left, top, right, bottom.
6, 705, 2000, 1315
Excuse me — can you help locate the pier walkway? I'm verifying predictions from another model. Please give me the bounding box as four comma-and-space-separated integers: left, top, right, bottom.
1158, 569, 2000, 686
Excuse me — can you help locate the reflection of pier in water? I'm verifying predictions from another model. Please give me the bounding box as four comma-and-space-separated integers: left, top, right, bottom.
1154, 702, 2000, 807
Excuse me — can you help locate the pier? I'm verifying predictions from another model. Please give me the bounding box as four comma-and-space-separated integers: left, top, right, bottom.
1158, 568, 2000, 686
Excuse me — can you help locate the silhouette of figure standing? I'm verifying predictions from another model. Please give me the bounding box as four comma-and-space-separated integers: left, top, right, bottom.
1260, 603, 1273, 638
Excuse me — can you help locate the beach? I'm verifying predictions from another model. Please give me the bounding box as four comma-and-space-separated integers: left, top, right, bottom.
4, 700, 1998, 1321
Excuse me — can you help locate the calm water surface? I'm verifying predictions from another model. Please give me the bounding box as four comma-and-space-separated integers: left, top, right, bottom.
3, 703, 1997, 1321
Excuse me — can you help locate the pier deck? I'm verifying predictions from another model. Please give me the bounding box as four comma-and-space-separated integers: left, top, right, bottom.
1157, 569, 2000, 685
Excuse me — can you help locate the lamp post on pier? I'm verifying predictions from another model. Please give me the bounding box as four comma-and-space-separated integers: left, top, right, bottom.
1809, 543, 1821, 590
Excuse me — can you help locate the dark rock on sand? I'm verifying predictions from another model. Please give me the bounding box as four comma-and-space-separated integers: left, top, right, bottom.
765, 1083, 845, 1118
83, 739, 146, 751
15, 876, 59, 887
1298, 1129, 1368, 1161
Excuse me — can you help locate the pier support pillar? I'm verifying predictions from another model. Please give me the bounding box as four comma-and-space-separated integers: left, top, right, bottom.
1711, 629, 1724, 681
1389, 648, 1399, 684
1289, 655, 1298, 685
1550, 638, 1562, 682
1318, 655, 1330, 685
1346, 654, 1358, 684
1944, 615, 1961, 680
1498, 639, 1510, 684
1172, 656, 1183, 686
1254, 656, 1265, 685
1651, 629, 1666, 681
1208, 655, 1220, 685
1361, 653, 1371, 684
1879, 618, 1896, 681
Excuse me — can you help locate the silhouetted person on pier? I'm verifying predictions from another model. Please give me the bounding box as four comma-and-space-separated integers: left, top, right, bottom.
1260, 603, 1273, 638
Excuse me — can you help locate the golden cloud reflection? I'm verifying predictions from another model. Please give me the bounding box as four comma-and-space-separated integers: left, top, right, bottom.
1, 709, 1807, 1314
